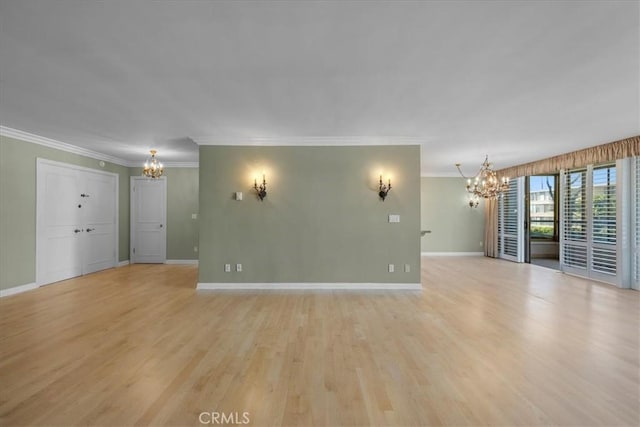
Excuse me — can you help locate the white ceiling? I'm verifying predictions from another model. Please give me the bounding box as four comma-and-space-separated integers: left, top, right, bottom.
0, 0, 638, 175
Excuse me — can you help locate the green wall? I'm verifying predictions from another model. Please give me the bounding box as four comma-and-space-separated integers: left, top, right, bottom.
0, 135, 130, 290
198, 145, 421, 284
420, 177, 485, 253
165, 168, 199, 260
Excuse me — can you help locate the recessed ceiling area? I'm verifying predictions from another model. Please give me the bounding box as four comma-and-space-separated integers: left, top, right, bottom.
0, 0, 637, 175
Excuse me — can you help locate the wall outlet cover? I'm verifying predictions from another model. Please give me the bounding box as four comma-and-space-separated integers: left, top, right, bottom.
388, 263, 395, 273
224, 263, 231, 272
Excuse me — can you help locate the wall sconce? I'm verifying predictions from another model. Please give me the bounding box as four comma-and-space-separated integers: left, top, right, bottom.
378, 175, 392, 201
254, 174, 267, 201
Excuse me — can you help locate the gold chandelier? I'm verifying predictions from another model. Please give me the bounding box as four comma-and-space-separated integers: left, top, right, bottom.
143, 150, 164, 179
455, 155, 509, 207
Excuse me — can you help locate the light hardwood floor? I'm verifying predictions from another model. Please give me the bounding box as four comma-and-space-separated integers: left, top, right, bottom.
0, 258, 638, 426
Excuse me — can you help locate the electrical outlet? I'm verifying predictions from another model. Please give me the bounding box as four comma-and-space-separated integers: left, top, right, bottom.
194, 246, 198, 252
404, 264, 410, 273
192, 213, 198, 219
236, 263, 242, 272
388, 264, 395, 273
224, 264, 231, 272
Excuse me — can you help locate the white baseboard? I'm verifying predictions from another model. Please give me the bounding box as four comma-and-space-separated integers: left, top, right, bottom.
0, 282, 38, 298
197, 282, 422, 290
117, 260, 130, 267
421, 252, 484, 257
165, 259, 199, 265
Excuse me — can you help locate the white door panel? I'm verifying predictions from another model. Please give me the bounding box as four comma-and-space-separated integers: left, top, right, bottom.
84, 173, 115, 224
43, 227, 83, 284
45, 170, 79, 226
84, 224, 116, 274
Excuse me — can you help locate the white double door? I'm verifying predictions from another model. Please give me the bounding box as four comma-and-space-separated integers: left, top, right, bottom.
36, 159, 118, 286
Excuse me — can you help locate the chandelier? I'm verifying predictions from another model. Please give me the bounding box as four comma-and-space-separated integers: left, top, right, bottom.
455, 155, 509, 207
143, 150, 164, 179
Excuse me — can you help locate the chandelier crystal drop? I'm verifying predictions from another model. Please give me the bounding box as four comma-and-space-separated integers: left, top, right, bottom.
455, 155, 509, 207
143, 150, 164, 179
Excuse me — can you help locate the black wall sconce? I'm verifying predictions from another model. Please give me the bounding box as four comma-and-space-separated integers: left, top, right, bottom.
378, 175, 392, 201
254, 174, 267, 201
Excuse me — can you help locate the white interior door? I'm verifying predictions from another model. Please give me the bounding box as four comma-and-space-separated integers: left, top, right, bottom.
83, 171, 117, 274
37, 159, 118, 286
37, 163, 83, 285
131, 177, 166, 263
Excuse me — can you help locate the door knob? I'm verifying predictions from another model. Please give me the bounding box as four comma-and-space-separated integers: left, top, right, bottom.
74, 229, 82, 233
86, 228, 94, 232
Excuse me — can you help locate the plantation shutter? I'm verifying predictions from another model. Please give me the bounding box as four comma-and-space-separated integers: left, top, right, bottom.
634, 157, 640, 289
561, 169, 587, 272
498, 177, 524, 262
591, 165, 617, 277
560, 164, 620, 285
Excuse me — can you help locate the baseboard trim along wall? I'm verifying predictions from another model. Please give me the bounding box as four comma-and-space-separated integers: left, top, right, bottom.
196, 282, 422, 290
422, 252, 484, 257
117, 260, 130, 267
166, 259, 199, 265
0, 282, 38, 298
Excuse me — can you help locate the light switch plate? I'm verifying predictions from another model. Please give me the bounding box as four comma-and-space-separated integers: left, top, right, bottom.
224, 264, 231, 272
235, 192, 243, 201
192, 213, 198, 219
236, 263, 242, 272
388, 264, 395, 273
389, 214, 400, 223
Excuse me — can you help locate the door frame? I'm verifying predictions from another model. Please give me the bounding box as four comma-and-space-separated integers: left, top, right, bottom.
130, 176, 167, 264
36, 158, 119, 286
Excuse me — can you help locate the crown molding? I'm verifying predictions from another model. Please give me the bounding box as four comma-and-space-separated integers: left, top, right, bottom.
193, 136, 425, 146
421, 172, 466, 178
0, 126, 130, 166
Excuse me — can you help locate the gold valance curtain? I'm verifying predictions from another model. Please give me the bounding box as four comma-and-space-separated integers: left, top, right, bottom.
496, 135, 639, 178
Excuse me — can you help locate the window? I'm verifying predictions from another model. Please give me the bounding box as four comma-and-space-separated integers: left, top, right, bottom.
530, 175, 556, 239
